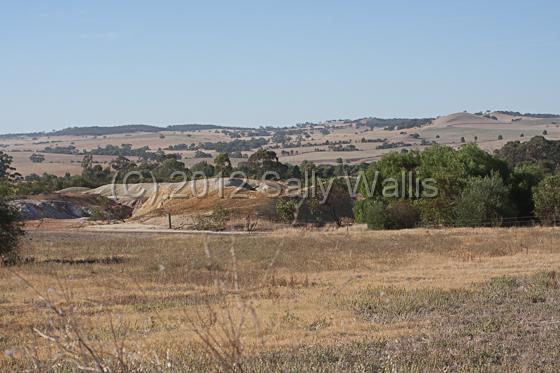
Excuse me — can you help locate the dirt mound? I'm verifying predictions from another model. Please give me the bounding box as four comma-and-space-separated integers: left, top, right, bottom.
129, 179, 283, 227
57, 178, 354, 229
12, 194, 132, 221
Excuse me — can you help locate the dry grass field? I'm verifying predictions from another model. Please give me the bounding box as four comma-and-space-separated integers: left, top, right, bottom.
2, 227, 560, 371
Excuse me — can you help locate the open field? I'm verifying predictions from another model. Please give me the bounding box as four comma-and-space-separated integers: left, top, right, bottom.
2, 227, 560, 371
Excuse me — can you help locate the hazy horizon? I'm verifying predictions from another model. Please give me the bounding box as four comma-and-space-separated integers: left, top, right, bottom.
2, 0, 559, 133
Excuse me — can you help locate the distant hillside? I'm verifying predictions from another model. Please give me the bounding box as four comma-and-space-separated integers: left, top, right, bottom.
51, 124, 163, 136
494, 111, 560, 119
345, 117, 434, 130
1, 110, 558, 139
0, 123, 249, 138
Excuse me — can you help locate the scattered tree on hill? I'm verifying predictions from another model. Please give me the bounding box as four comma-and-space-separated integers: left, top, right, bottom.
152, 158, 190, 181
498, 135, 503, 140
29, 153, 45, 163
214, 153, 233, 177
110, 156, 136, 173
194, 150, 212, 158
81, 154, 112, 187
496, 136, 560, 172
190, 161, 215, 178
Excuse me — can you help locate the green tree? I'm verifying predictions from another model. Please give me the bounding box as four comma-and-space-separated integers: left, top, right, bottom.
414, 146, 465, 225
454, 174, 512, 227
214, 153, 233, 177
359, 151, 420, 200
191, 161, 215, 178
81, 154, 112, 187
0, 198, 23, 265
0, 151, 20, 197
365, 201, 387, 230
352, 199, 377, 223
0, 151, 20, 182
110, 155, 136, 173
456, 143, 509, 179
510, 164, 544, 218
533, 174, 560, 225
247, 149, 287, 179
153, 158, 190, 181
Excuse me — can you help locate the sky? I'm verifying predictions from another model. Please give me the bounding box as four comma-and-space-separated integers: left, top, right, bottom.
1, 0, 559, 133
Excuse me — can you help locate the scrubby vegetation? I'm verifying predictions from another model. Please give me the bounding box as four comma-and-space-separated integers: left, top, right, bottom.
496, 135, 560, 172
353, 140, 559, 228
199, 138, 269, 153
495, 110, 560, 118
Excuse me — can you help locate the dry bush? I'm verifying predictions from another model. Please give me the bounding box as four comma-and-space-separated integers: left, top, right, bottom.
9, 273, 133, 372
192, 206, 231, 231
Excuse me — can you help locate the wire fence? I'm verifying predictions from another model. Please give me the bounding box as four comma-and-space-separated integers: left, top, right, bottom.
413, 215, 556, 229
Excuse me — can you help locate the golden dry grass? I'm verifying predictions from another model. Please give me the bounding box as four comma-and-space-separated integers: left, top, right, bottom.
2, 227, 560, 370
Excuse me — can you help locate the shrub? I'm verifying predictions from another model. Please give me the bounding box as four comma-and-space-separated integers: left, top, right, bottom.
386, 200, 419, 229
365, 202, 387, 230
533, 175, 560, 225
413, 196, 455, 227
0, 199, 23, 265
275, 198, 298, 224
192, 206, 231, 231
29, 153, 45, 163
352, 199, 376, 223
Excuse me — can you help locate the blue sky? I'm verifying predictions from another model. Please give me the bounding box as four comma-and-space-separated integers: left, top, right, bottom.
1, 0, 559, 133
